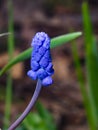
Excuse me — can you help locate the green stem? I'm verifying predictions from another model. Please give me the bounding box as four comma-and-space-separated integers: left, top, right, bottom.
3, 0, 14, 128
82, 2, 98, 129
3, 73, 12, 128
71, 42, 96, 130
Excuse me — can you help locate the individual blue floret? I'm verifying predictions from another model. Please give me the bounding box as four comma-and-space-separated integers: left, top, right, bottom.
42, 76, 53, 86
27, 32, 54, 86
27, 70, 37, 80
38, 46, 47, 56
39, 57, 49, 68
31, 61, 39, 71
37, 68, 48, 80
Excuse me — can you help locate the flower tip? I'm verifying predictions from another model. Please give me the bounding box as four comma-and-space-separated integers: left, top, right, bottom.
31, 32, 50, 48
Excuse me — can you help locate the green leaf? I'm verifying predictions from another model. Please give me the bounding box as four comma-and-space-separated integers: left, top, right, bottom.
50, 32, 82, 48
71, 42, 85, 87
36, 102, 56, 130
71, 40, 97, 130
0, 32, 82, 75
82, 2, 98, 129
23, 113, 40, 130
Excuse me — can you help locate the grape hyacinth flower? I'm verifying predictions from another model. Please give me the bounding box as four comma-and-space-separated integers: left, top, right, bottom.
8, 32, 54, 130
27, 32, 54, 86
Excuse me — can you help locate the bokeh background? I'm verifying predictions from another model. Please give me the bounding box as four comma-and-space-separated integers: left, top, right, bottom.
0, 0, 98, 130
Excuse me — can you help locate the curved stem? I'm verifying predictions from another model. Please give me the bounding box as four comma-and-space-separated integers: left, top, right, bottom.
8, 79, 42, 130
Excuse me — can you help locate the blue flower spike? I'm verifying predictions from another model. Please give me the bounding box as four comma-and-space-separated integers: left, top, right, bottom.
8, 32, 54, 130
27, 32, 54, 86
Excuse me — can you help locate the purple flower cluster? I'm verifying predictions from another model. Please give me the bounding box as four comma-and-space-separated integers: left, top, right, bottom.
27, 32, 54, 86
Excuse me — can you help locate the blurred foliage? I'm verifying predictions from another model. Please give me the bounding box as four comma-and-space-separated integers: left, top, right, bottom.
17, 102, 57, 130
72, 2, 98, 130
3, 0, 14, 129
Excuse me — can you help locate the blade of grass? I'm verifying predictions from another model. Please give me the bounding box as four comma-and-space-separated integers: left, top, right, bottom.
82, 2, 98, 129
3, 0, 14, 129
71, 41, 97, 130
3, 74, 12, 128
71, 42, 85, 89
0, 32, 82, 75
